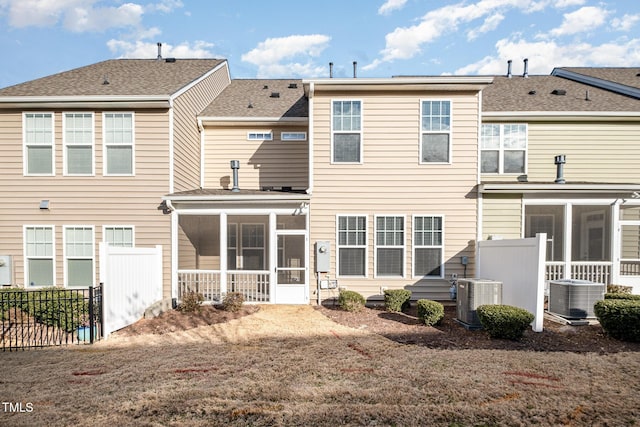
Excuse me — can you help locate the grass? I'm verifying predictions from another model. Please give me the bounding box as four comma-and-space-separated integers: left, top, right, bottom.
1, 305, 639, 426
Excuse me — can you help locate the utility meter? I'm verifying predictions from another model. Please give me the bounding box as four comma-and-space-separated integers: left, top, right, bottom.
315, 241, 330, 273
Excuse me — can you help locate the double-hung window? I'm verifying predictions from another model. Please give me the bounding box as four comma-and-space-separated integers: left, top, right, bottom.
375, 216, 405, 277
481, 124, 527, 174
332, 100, 362, 163
64, 113, 94, 175
64, 226, 94, 287
241, 224, 265, 270
24, 113, 54, 175
413, 215, 444, 278
421, 100, 451, 163
337, 215, 367, 277
24, 226, 55, 287
103, 226, 134, 247
104, 112, 134, 175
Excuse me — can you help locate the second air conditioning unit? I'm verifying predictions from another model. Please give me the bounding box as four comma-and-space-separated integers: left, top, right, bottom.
456, 278, 502, 328
548, 279, 605, 319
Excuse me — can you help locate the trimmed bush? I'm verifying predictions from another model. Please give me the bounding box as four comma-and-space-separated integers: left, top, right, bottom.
594, 299, 640, 342
416, 299, 444, 326
605, 293, 640, 301
607, 284, 633, 294
476, 305, 534, 340
338, 290, 365, 312
222, 292, 245, 312
178, 291, 204, 313
383, 289, 412, 312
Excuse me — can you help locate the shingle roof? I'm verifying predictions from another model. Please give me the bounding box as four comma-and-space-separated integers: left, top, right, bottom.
200, 79, 307, 118
483, 75, 639, 112
0, 59, 226, 97
557, 67, 640, 90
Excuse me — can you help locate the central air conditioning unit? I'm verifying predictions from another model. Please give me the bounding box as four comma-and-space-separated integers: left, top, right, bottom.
548, 279, 605, 319
456, 278, 502, 328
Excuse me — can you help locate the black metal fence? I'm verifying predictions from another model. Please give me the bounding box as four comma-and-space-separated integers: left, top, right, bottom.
0, 285, 102, 351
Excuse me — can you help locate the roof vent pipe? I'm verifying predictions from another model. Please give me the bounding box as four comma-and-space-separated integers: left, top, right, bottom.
157, 42, 162, 60
523, 58, 529, 78
507, 60, 512, 78
353, 61, 357, 78
230, 160, 240, 192
329, 62, 333, 78
554, 155, 566, 184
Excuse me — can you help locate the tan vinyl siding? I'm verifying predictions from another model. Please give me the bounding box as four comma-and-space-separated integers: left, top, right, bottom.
172, 64, 230, 192
481, 194, 522, 240
203, 125, 309, 190
0, 110, 172, 297
311, 91, 480, 301
482, 122, 640, 183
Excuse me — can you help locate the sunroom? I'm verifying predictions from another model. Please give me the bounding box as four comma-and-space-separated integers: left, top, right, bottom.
164, 189, 311, 304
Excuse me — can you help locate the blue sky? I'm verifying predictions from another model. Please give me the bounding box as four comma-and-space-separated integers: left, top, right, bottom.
0, 0, 639, 88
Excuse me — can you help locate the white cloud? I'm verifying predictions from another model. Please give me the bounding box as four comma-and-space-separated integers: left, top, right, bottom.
378, 0, 407, 16
241, 34, 331, 78
64, 3, 144, 32
467, 13, 505, 41
549, 6, 609, 37
611, 14, 640, 32
552, 0, 586, 8
107, 39, 215, 58
145, 0, 183, 14
1, 0, 87, 28
454, 36, 640, 75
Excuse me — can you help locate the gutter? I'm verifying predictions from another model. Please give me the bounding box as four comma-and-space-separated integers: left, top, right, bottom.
0, 95, 171, 109
479, 182, 640, 194
306, 82, 314, 195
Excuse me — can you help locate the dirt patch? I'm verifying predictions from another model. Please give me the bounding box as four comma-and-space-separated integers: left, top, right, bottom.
315, 303, 640, 353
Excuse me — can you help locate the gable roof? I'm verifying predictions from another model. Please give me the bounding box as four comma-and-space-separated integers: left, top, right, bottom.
199, 79, 307, 122
0, 58, 226, 98
551, 67, 640, 99
482, 75, 640, 114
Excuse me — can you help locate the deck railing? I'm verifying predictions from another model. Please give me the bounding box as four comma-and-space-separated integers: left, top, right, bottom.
620, 261, 640, 276
545, 262, 612, 284
177, 270, 270, 303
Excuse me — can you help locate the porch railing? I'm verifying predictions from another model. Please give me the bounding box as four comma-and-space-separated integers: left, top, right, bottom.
545, 262, 612, 284
177, 270, 270, 303
620, 260, 640, 276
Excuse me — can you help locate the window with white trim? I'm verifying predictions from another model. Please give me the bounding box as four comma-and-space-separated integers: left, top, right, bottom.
413, 215, 444, 278
247, 132, 273, 141
281, 132, 307, 141
481, 124, 527, 174
24, 113, 54, 175
103, 226, 134, 247
64, 112, 94, 175
104, 112, 134, 175
64, 226, 94, 287
24, 226, 54, 287
332, 100, 362, 163
337, 215, 367, 276
375, 216, 404, 277
421, 100, 451, 163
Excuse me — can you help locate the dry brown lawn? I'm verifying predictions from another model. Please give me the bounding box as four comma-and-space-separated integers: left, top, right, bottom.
1, 304, 639, 426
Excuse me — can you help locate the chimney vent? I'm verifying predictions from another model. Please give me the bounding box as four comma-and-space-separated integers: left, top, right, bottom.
270, 92, 280, 98
157, 42, 162, 60
551, 89, 567, 96
523, 58, 529, 78
507, 60, 512, 78
353, 61, 357, 78
288, 83, 298, 89
329, 62, 334, 78
585, 90, 590, 101
554, 155, 566, 184
230, 160, 240, 192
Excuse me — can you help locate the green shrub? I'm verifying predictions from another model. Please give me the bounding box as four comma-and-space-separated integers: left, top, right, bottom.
594, 299, 640, 342
607, 284, 633, 294
383, 289, 412, 312
476, 305, 534, 340
338, 290, 365, 312
416, 299, 444, 326
605, 293, 640, 301
178, 291, 204, 313
221, 292, 245, 312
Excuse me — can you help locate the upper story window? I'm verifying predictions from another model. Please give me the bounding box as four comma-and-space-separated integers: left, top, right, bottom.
64, 113, 94, 175
421, 100, 451, 164
103, 112, 134, 175
23, 112, 54, 175
481, 124, 527, 174
247, 132, 273, 141
281, 132, 307, 141
332, 100, 362, 163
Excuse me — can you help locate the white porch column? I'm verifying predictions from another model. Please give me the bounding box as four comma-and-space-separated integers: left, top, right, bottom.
171, 209, 178, 300
269, 212, 277, 303
220, 212, 228, 296
564, 203, 572, 279
612, 201, 621, 284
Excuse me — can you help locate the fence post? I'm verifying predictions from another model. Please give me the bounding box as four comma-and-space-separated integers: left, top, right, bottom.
89, 285, 95, 344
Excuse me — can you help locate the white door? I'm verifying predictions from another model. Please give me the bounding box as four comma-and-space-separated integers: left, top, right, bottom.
274, 231, 308, 304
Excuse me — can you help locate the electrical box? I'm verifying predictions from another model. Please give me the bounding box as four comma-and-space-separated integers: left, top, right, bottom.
315, 241, 330, 273
0, 255, 13, 285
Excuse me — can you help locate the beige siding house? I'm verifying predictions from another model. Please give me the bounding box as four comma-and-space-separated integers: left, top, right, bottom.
0, 58, 230, 299
480, 68, 640, 293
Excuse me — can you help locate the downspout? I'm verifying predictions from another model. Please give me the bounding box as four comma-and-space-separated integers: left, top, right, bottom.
476, 89, 484, 277
306, 82, 314, 195
198, 118, 205, 188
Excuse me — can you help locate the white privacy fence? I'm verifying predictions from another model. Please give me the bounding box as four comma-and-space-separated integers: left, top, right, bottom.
99, 244, 163, 338
477, 234, 546, 332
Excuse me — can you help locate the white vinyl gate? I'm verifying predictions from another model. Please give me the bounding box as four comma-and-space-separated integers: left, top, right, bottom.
99, 243, 163, 338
